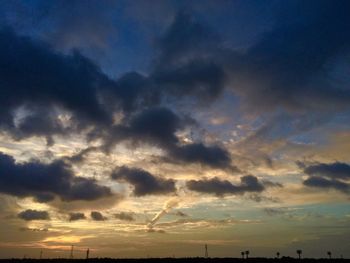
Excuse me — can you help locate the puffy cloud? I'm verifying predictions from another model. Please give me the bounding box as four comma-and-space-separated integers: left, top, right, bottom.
90, 211, 106, 221
186, 175, 265, 196
114, 212, 135, 221
68, 212, 86, 221
111, 166, 176, 196
101, 107, 233, 169
301, 162, 350, 194
227, 0, 350, 113
0, 28, 113, 132
0, 152, 112, 202
169, 143, 232, 170
304, 162, 350, 180
263, 207, 289, 217
18, 209, 50, 221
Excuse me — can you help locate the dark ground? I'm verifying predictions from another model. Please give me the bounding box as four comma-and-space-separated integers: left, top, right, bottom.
0, 258, 349, 263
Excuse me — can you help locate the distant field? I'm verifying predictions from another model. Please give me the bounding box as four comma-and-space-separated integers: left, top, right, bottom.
0, 258, 349, 263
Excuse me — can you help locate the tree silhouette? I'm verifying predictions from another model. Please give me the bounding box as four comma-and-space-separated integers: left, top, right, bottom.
241, 252, 245, 259
297, 249, 302, 259
276, 252, 280, 259
245, 250, 250, 259
327, 251, 332, 259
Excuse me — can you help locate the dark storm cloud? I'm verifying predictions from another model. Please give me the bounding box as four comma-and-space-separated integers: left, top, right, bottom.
90, 211, 106, 221
0, 152, 112, 202
68, 212, 86, 221
111, 166, 176, 196
18, 209, 50, 221
186, 175, 265, 196
301, 162, 350, 194
114, 212, 135, 221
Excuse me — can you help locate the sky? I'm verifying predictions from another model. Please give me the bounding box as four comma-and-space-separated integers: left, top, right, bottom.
0, 0, 350, 259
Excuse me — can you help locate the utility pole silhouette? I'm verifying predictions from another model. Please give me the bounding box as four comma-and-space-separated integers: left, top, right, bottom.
70, 245, 74, 259
40, 250, 43, 259
86, 248, 90, 259
204, 244, 208, 258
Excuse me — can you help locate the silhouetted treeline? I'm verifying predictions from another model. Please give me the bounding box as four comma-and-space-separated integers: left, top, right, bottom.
0, 257, 349, 263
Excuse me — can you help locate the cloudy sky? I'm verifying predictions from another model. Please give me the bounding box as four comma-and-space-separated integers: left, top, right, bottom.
0, 0, 349, 259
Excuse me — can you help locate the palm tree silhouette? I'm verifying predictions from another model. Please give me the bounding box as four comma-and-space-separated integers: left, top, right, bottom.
327, 251, 332, 259
297, 249, 302, 259
245, 250, 250, 259
276, 252, 280, 259
241, 251, 245, 259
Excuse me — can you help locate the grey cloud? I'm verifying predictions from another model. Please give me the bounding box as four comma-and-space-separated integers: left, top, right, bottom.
303, 176, 349, 193
151, 11, 226, 103
304, 162, 350, 180
174, 211, 188, 217
156, 10, 219, 67
302, 162, 350, 194
18, 209, 50, 221
227, 0, 350, 113
101, 107, 233, 169
19, 227, 49, 232
169, 143, 233, 170
263, 207, 289, 216
65, 146, 99, 163
91, 211, 106, 221
186, 175, 265, 196
152, 60, 225, 103
0, 152, 112, 202
69, 212, 86, 221
111, 166, 176, 196
114, 212, 135, 221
